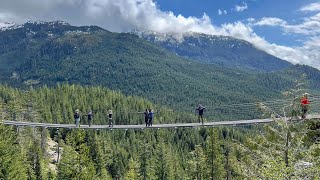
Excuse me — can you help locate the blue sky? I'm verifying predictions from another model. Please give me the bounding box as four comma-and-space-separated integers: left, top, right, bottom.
156, 0, 307, 23
156, 0, 316, 46
0, 0, 319, 69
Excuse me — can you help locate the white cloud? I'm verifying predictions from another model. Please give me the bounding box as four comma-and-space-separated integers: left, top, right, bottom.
252, 14, 320, 36
254, 17, 287, 26
220, 21, 320, 69
298, 37, 320, 68
307, 12, 320, 21
248, 13, 320, 69
247, 18, 255, 22
0, 0, 220, 33
235, 2, 248, 12
218, 9, 227, 15
285, 21, 320, 35
300, 2, 320, 12
0, 12, 24, 22
0, 0, 319, 69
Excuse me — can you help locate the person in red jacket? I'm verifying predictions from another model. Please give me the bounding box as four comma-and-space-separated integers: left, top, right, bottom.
300, 93, 310, 119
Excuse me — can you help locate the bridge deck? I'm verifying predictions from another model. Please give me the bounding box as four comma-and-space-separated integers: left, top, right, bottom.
3, 114, 320, 129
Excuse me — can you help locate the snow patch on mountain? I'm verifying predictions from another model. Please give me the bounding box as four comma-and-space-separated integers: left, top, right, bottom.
0, 20, 71, 32
133, 30, 251, 47
65, 30, 90, 35
0, 22, 19, 31
26, 20, 70, 26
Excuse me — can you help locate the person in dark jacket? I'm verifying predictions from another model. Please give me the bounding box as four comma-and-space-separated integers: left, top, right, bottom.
148, 108, 154, 127
108, 110, 113, 127
196, 104, 205, 124
74, 109, 80, 127
87, 111, 93, 127
144, 109, 149, 127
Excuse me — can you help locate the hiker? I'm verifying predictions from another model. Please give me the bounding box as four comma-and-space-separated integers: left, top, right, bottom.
144, 109, 149, 127
87, 111, 93, 127
108, 110, 113, 127
300, 93, 310, 119
196, 104, 205, 124
74, 109, 80, 127
148, 108, 154, 127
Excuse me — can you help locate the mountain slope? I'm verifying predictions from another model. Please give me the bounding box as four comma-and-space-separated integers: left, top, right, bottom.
279, 64, 320, 90
0, 21, 317, 114
135, 31, 292, 72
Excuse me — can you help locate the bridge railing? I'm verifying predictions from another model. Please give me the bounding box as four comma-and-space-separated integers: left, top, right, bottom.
1, 95, 319, 125
202, 96, 320, 121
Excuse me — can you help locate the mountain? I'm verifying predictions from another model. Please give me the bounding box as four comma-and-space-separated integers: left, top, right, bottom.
280, 64, 320, 90
0, 21, 319, 116
134, 31, 292, 72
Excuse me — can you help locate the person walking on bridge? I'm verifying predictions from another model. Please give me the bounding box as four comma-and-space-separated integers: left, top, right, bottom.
144, 109, 149, 127
300, 93, 310, 119
87, 111, 93, 127
108, 110, 113, 127
196, 104, 205, 124
74, 109, 80, 127
148, 108, 154, 127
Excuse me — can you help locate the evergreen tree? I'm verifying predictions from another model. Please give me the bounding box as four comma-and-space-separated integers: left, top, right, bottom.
125, 157, 140, 180
206, 128, 226, 179
187, 145, 208, 180
0, 125, 28, 179
58, 129, 96, 179
138, 131, 157, 180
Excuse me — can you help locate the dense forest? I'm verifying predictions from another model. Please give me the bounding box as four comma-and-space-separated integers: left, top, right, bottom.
0, 84, 319, 179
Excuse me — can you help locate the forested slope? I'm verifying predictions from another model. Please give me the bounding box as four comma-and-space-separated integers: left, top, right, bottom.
2, 21, 317, 112
0, 84, 194, 125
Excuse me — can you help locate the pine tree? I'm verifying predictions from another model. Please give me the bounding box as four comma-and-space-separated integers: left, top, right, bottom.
187, 145, 208, 179
206, 128, 226, 179
0, 125, 28, 179
58, 129, 96, 179
87, 131, 111, 179
125, 157, 140, 180
138, 131, 157, 180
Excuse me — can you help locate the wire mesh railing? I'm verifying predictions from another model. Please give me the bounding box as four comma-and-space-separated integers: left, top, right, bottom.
202, 96, 320, 121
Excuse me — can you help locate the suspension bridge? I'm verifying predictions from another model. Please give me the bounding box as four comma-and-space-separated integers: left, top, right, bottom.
2, 114, 320, 130
2, 96, 320, 130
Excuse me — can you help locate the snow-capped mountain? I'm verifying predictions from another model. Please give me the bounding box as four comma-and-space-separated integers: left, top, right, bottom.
134, 31, 292, 72
0, 20, 105, 36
